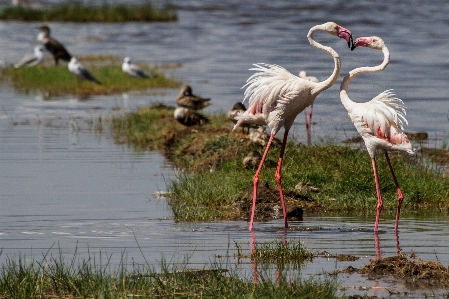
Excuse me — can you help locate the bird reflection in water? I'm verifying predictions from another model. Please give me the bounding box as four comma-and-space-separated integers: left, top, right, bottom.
250, 230, 287, 285
374, 230, 401, 261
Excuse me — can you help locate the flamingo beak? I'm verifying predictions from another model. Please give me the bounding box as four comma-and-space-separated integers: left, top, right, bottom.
348, 34, 354, 49
337, 26, 354, 49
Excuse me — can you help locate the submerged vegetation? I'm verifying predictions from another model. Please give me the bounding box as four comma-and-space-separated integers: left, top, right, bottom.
0, 1, 177, 22
109, 104, 449, 222
1, 56, 181, 97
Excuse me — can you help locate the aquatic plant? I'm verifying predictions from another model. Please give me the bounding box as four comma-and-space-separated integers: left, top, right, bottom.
0, 1, 177, 22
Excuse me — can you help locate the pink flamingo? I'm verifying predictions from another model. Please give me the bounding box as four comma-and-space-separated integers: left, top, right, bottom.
234, 22, 353, 231
340, 36, 415, 232
298, 70, 319, 146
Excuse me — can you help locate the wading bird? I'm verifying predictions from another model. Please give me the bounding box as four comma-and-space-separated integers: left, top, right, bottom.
298, 70, 319, 145
14, 45, 45, 68
122, 57, 152, 78
68, 57, 101, 85
176, 85, 210, 110
37, 25, 72, 65
233, 22, 353, 230
340, 36, 414, 232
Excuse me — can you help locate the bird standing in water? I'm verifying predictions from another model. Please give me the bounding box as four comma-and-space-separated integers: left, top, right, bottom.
234, 22, 354, 230
37, 25, 72, 65
340, 36, 414, 232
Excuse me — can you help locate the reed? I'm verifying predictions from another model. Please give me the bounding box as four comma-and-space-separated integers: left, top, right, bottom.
108, 105, 449, 222
0, 1, 177, 22
1, 56, 181, 97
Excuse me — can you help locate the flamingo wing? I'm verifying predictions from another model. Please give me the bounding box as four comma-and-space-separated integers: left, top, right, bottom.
350, 90, 412, 148
235, 63, 311, 128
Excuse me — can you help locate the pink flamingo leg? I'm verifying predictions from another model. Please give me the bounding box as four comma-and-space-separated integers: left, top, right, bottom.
374, 231, 381, 260
249, 134, 275, 231
395, 229, 402, 256
384, 153, 404, 232
275, 130, 289, 228
304, 105, 313, 146
371, 158, 383, 232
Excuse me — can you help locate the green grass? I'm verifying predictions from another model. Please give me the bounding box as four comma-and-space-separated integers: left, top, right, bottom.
0, 1, 177, 22
248, 239, 313, 264
0, 248, 341, 298
1, 56, 181, 96
108, 105, 449, 222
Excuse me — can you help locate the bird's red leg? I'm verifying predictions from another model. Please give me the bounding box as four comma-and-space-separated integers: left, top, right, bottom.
371, 157, 383, 232
307, 105, 313, 146
249, 134, 275, 231
374, 231, 381, 260
384, 153, 403, 232
275, 130, 289, 228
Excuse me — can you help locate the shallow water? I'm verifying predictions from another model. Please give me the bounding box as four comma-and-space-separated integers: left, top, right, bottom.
1, 0, 449, 297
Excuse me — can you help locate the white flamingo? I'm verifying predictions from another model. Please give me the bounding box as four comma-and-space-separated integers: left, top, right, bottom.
298, 70, 319, 145
340, 36, 415, 232
233, 22, 353, 231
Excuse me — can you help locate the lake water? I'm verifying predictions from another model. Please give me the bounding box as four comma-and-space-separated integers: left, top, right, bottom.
1, 0, 449, 297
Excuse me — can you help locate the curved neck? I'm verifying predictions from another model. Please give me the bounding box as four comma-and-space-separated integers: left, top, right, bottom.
340, 46, 390, 110
307, 25, 341, 94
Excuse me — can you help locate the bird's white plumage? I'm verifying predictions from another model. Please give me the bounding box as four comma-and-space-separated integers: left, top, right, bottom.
235, 63, 316, 134
298, 70, 319, 83
14, 45, 45, 68
346, 90, 413, 157
122, 57, 151, 78
68, 57, 100, 84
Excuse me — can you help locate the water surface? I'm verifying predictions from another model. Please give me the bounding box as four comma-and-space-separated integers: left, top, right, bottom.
1, 1, 449, 297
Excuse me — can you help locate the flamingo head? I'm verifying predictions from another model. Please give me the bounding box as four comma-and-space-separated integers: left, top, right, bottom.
322, 22, 354, 49
351, 36, 385, 51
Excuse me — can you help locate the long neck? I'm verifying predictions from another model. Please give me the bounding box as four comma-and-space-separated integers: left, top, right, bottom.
307, 26, 341, 95
340, 46, 390, 111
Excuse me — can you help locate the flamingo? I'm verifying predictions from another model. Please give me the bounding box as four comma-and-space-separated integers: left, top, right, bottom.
340, 36, 415, 232
233, 22, 354, 230
298, 70, 319, 145
37, 25, 72, 65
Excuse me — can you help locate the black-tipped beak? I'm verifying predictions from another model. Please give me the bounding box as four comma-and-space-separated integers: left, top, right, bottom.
348, 34, 355, 50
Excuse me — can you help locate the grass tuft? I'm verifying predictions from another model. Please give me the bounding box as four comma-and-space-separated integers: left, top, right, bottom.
0, 248, 340, 298
107, 105, 449, 222
1, 56, 181, 97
